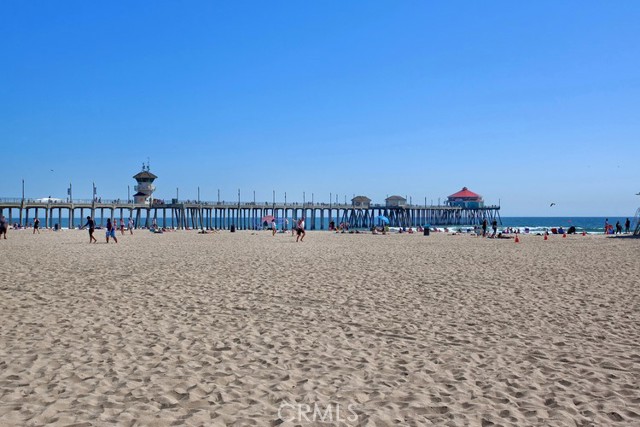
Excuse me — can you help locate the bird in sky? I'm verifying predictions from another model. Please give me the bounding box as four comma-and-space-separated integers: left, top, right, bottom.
550, 203, 556, 207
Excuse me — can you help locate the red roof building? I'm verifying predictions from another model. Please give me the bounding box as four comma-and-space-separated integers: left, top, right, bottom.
447, 187, 484, 208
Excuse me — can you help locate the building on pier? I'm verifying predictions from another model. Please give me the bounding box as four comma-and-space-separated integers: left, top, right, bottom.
447, 187, 484, 208
385, 195, 407, 208
351, 196, 371, 208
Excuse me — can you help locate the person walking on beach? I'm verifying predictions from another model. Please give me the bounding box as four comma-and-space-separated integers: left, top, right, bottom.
128, 218, 134, 235
615, 221, 622, 234
482, 219, 487, 237
271, 219, 277, 236
106, 218, 118, 243
82, 216, 97, 243
33, 217, 40, 234
119, 218, 125, 235
604, 218, 609, 234
296, 217, 306, 242
491, 219, 498, 238
625, 218, 631, 233
0, 215, 7, 240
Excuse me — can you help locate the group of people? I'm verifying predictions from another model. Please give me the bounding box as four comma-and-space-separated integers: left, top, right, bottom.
604, 218, 631, 235
82, 217, 135, 243
271, 218, 306, 242
481, 219, 499, 238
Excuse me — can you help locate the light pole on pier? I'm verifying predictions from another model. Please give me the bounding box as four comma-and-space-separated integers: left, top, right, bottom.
312, 193, 314, 204
176, 188, 179, 202
127, 185, 130, 203
198, 187, 200, 203
93, 182, 97, 201
272, 190, 275, 206
303, 192, 305, 205
217, 189, 220, 204
253, 190, 256, 204
21, 179, 25, 201
285, 192, 287, 205
68, 183, 72, 203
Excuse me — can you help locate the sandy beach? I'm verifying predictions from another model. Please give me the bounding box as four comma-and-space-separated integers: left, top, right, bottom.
1, 229, 639, 426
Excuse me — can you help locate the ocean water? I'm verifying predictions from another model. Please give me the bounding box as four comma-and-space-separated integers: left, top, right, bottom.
500, 217, 634, 234
6, 216, 637, 234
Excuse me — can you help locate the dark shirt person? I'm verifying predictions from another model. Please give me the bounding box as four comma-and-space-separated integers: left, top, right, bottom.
0, 215, 7, 240
106, 218, 118, 243
82, 216, 97, 243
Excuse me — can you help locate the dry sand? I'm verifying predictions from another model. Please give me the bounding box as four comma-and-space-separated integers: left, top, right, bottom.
1, 228, 639, 426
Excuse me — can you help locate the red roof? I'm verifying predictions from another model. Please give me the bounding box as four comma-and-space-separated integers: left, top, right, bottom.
448, 187, 481, 199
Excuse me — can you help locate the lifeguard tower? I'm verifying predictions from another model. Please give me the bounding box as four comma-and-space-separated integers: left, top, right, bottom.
133, 163, 157, 204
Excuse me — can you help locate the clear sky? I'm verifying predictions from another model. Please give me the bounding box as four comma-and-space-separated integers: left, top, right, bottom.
2, 1, 639, 216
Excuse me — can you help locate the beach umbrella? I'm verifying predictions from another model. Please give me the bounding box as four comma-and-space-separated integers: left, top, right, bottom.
376, 215, 389, 224
261, 215, 275, 223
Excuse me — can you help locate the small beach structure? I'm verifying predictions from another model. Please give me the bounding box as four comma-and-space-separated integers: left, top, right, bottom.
351, 196, 371, 208
133, 164, 157, 204
447, 187, 484, 208
385, 195, 407, 208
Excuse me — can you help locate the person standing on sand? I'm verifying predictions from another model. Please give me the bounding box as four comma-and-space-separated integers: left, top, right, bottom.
128, 218, 134, 235
296, 217, 306, 242
33, 217, 40, 234
482, 219, 487, 237
0, 215, 7, 240
106, 218, 118, 243
82, 216, 97, 243
119, 218, 125, 235
491, 219, 498, 238
271, 219, 277, 236
625, 218, 631, 233
604, 218, 609, 234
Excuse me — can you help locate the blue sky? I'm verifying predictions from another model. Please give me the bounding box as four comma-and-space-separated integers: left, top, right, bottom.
1, 1, 639, 216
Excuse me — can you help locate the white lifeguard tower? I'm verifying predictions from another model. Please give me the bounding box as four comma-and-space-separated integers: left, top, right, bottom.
133, 162, 157, 204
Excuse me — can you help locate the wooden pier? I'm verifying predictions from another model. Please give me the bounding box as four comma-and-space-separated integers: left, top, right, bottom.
0, 198, 501, 230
